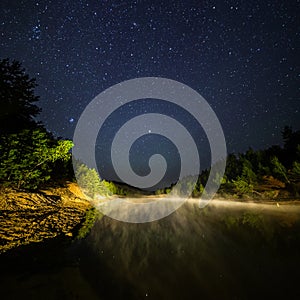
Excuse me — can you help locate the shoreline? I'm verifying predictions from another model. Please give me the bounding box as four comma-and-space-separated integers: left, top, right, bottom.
0, 183, 92, 254
1, 185, 300, 254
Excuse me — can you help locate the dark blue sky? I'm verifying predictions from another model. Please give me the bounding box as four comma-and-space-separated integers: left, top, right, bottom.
1, 0, 299, 184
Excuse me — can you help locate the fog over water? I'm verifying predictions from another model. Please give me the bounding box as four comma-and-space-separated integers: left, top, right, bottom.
1, 199, 300, 299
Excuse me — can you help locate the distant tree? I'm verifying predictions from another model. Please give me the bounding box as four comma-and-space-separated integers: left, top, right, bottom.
192, 178, 207, 197
0, 59, 41, 134
281, 126, 300, 167
74, 162, 112, 198
213, 172, 227, 186
243, 148, 260, 172
175, 175, 198, 196
263, 145, 283, 168
292, 161, 300, 176
282, 126, 293, 145
155, 188, 165, 195
192, 176, 204, 197
165, 187, 171, 194
242, 159, 257, 183
271, 156, 289, 183
196, 126, 300, 197
225, 153, 242, 181
232, 178, 254, 195
102, 180, 119, 195
232, 159, 256, 195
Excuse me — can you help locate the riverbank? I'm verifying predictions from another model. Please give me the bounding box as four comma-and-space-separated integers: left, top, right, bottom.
1, 184, 300, 255
0, 182, 92, 254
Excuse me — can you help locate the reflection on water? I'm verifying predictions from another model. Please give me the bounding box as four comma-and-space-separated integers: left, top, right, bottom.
1, 200, 300, 299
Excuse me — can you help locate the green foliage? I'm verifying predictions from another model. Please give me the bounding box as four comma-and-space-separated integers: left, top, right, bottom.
0, 58, 75, 189
241, 213, 264, 230
241, 159, 257, 184
102, 180, 118, 194
213, 172, 227, 186
165, 188, 171, 194
74, 163, 112, 198
224, 213, 264, 231
292, 161, 300, 176
257, 162, 271, 176
100, 181, 128, 195
271, 156, 289, 183
174, 175, 197, 196
232, 177, 254, 194
224, 215, 239, 229
194, 127, 300, 198
189, 127, 300, 198
0, 129, 73, 189
75, 207, 101, 240
231, 159, 256, 195
74, 162, 131, 197
155, 188, 165, 195
155, 186, 172, 195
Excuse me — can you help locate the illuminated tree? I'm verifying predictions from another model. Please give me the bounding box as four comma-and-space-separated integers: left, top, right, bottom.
0, 129, 73, 188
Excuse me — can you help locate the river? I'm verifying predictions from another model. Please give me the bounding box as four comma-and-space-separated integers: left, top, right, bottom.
1, 199, 300, 299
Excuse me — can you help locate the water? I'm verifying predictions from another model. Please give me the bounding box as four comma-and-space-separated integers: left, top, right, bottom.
1, 200, 300, 299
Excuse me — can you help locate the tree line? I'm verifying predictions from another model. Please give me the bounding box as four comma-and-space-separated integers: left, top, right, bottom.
1, 58, 299, 199
0, 58, 128, 196
189, 126, 300, 198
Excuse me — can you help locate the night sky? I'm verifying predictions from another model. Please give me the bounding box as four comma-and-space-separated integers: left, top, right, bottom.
1, 0, 299, 184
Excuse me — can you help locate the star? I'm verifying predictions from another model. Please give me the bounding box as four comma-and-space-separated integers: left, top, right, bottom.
0, 0, 298, 180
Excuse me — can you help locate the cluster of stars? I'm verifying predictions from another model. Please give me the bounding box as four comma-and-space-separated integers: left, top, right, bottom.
0, 0, 299, 156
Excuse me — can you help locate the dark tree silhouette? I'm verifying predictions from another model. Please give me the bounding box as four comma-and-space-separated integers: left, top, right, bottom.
282, 126, 300, 168
0, 58, 75, 189
0, 58, 41, 134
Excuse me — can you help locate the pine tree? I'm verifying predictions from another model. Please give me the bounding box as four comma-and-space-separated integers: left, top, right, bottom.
271, 156, 289, 183
0, 58, 41, 134
0, 59, 74, 189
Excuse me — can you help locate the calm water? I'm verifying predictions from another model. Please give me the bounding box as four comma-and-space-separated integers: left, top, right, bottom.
1, 200, 300, 299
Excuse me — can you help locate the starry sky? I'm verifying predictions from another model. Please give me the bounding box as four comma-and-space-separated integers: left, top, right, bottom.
1, 0, 299, 185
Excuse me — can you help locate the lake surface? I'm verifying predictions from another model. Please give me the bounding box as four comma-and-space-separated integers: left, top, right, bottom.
1, 199, 300, 299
